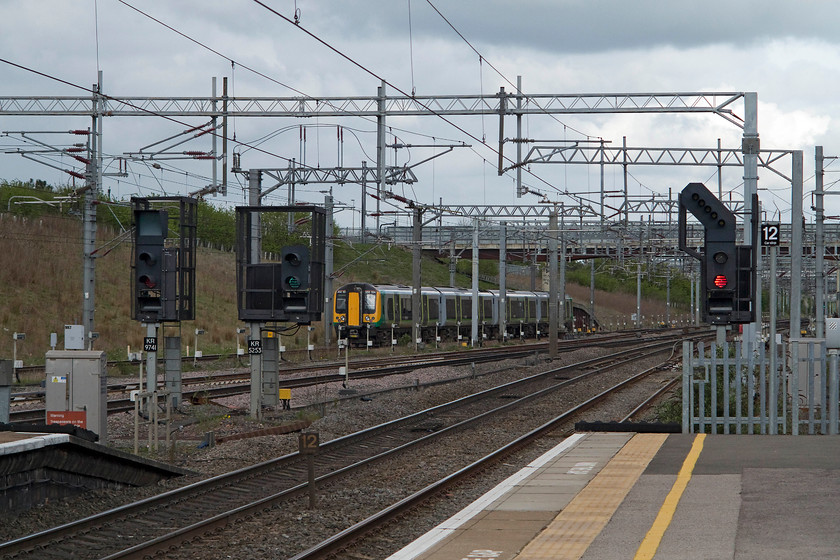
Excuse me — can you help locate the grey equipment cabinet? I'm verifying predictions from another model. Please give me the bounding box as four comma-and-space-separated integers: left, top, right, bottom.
45, 350, 108, 443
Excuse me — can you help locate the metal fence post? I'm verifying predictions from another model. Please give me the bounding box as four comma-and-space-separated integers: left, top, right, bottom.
682, 340, 692, 434
830, 349, 839, 435
791, 340, 800, 435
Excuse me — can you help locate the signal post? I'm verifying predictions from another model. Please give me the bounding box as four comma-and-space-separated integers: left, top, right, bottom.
131, 197, 197, 408
235, 203, 326, 418
678, 182, 756, 340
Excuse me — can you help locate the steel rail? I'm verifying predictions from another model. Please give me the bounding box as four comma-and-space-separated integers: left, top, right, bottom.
0, 337, 689, 559
288, 348, 686, 559
622, 377, 681, 422
7, 334, 607, 400
8, 331, 678, 423
105, 341, 676, 560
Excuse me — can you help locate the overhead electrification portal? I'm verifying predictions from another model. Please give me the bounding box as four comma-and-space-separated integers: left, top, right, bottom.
0, 83, 763, 349
0, 91, 750, 120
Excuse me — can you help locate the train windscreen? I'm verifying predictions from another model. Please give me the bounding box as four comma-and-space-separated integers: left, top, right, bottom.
364, 291, 377, 313
335, 293, 348, 313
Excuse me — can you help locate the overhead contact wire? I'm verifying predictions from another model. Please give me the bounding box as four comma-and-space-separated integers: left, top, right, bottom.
249, 0, 568, 197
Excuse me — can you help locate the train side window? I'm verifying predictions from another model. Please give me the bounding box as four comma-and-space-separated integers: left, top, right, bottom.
460, 297, 472, 319
386, 297, 394, 321
401, 296, 412, 317
335, 293, 348, 314
540, 300, 548, 318
364, 292, 377, 313
528, 300, 536, 319
428, 298, 439, 321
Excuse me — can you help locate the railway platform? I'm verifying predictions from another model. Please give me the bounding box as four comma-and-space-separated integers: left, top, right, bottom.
386, 431, 840, 560
0, 428, 193, 513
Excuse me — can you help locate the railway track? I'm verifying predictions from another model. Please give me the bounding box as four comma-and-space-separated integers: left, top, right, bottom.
8, 330, 677, 423
289, 361, 680, 560
0, 332, 697, 560
8, 329, 658, 376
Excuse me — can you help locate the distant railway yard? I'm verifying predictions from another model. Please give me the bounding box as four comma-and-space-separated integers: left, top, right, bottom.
6, 329, 685, 424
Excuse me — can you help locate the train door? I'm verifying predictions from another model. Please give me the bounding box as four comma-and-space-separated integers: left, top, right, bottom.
445, 296, 456, 325
459, 296, 473, 322
481, 295, 493, 323
424, 294, 441, 326
399, 295, 412, 326
347, 291, 361, 327
385, 294, 395, 323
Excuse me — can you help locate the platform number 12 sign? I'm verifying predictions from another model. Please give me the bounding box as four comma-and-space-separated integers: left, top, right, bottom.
761, 223, 780, 246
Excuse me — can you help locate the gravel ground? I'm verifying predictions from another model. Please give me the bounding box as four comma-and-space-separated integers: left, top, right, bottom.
1, 344, 677, 558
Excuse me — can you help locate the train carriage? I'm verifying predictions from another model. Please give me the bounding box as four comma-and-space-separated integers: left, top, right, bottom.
333, 282, 587, 346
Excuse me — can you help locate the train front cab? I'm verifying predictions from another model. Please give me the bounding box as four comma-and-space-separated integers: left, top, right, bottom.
334, 283, 382, 344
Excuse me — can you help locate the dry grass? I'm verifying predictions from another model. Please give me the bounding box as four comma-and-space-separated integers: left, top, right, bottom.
0, 214, 91, 359
507, 272, 689, 327
564, 283, 686, 326
0, 214, 340, 364
0, 214, 237, 363
0, 215, 682, 365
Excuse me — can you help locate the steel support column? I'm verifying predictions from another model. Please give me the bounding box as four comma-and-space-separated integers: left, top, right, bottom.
499, 222, 507, 341
324, 195, 334, 345
412, 207, 422, 351
471, 218, 479, 347
549, 211, 558, 357
742, 92, 760, 347
816, 146, 825, 339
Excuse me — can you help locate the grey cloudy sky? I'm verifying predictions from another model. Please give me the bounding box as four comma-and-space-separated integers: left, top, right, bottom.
1, 0, 839, 224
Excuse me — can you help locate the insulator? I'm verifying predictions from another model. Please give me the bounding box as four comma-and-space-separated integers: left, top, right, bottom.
66, 170, 85, 179
69, 130, 90, 135
73, 156, 91, 165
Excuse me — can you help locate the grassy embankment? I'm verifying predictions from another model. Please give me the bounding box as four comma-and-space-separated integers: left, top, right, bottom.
0, 183, 690, 366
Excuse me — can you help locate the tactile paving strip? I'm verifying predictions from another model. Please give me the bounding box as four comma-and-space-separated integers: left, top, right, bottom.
514, 433, 668, 560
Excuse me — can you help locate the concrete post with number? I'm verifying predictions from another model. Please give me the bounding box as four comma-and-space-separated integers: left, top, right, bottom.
143, 324, 158, 396
248, 323, 262, 418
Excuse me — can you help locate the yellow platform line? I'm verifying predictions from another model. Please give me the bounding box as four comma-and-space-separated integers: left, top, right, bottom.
514, 433, 668, 560
634, 433, 706, 560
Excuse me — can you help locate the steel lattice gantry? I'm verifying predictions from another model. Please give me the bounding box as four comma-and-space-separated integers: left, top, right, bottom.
521, 145, 794, 181
0, 85, 763, 350
0, 91, 750, 121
